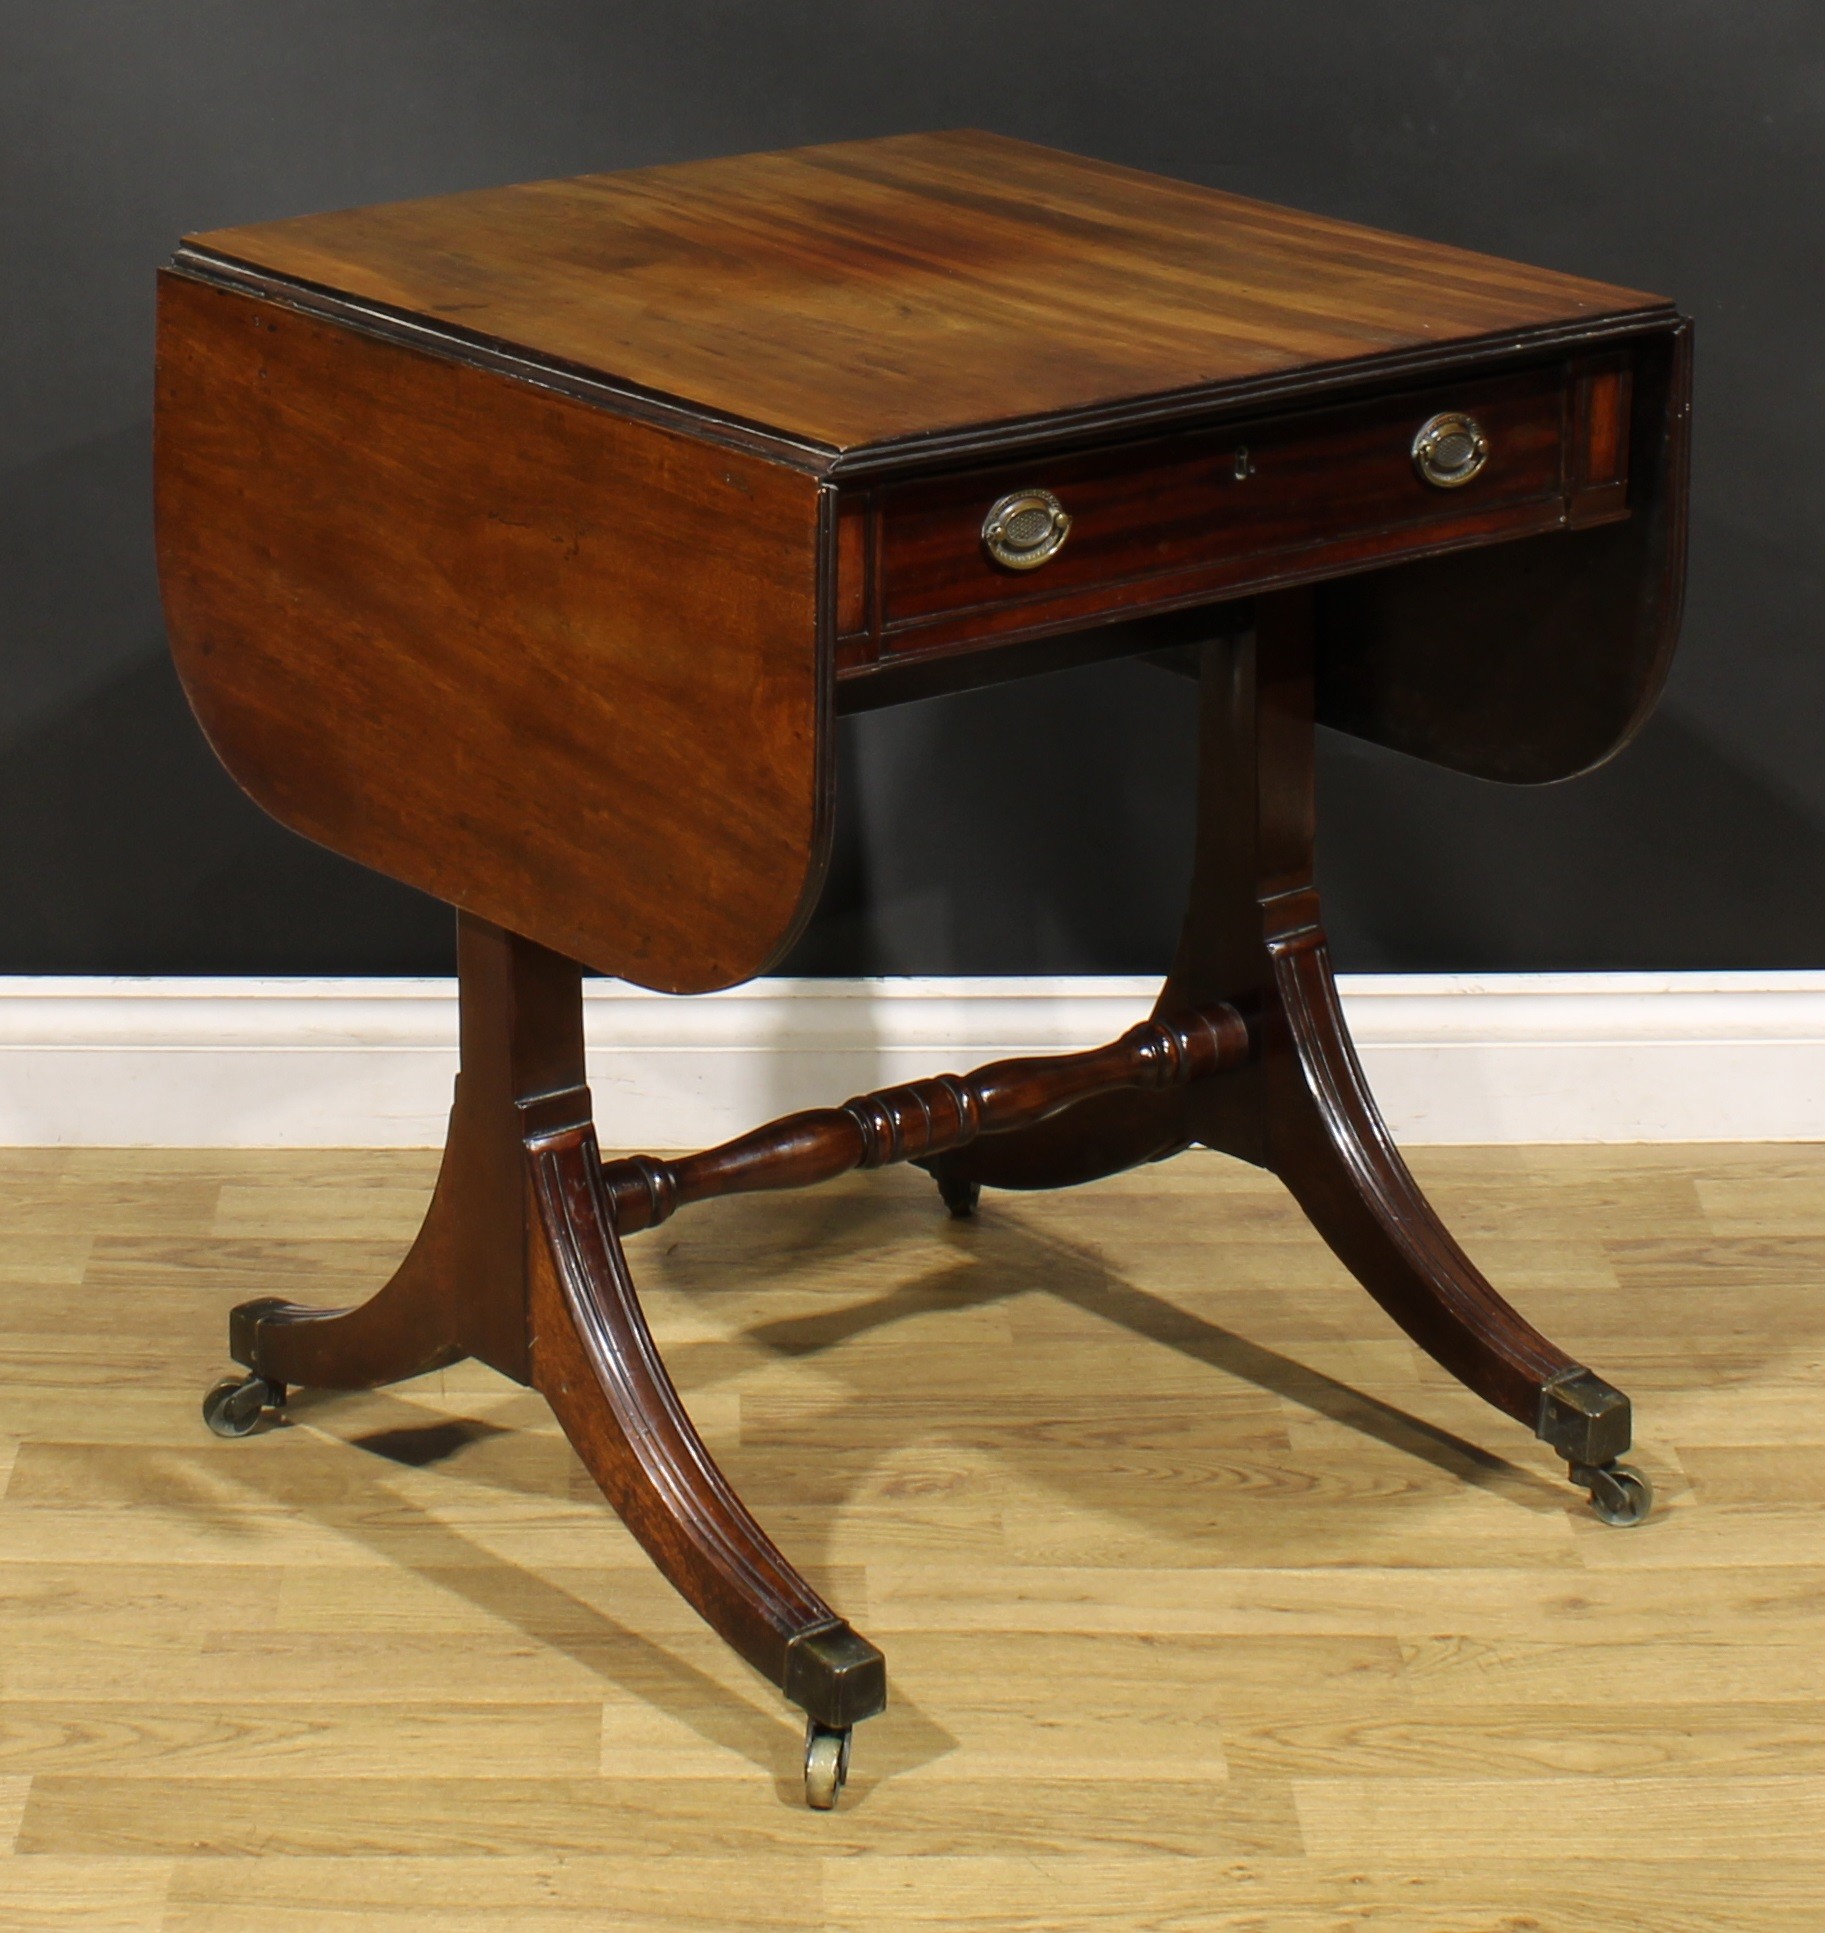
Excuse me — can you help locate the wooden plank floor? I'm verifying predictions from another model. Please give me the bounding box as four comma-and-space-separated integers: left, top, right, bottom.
1, 1142, 1822, 1931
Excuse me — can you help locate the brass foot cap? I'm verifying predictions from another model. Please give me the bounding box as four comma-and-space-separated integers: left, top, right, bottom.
227, 1297, 297, 1374
785, 1622, 886, 1730
1537, 1367, 1632, 1467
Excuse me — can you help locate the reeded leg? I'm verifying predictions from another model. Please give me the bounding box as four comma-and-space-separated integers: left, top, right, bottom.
526, 1101, 885, 1761
1255, 916, 1634, 1480
1193, 594, 1645, 1510
931, 590, 1649, 1519
203, 912, 888, 1799
936, 1171, 981, 1219
205, 915, 559, 1427
203, 1064, 483, 1437
219, 1180, 468, 1398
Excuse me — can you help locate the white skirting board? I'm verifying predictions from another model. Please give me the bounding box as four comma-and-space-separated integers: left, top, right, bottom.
0, 972, 1820, 1148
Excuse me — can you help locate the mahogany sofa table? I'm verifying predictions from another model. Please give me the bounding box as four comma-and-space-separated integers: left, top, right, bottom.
155, 131, 1689, 1809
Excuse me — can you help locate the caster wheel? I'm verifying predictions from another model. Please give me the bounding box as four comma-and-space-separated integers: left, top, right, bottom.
1574, 1460, 1653, 1527
803, 1719, 852, 1810
202, 1373, 282, 1438
936, 1174, 980, 1221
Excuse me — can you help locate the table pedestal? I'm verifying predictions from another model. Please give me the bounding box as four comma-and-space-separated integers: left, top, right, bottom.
201, 590, 1649, 1808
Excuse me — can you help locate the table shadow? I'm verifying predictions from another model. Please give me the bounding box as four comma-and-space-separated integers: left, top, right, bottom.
164, 1162, 1612, 1806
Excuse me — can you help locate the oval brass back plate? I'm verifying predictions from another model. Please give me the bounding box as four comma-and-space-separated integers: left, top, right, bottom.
982, 488, 1072, 570
1412, 411, 1490, 489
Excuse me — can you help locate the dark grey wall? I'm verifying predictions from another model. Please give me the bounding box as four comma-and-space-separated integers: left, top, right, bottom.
3, 2, 1819, 976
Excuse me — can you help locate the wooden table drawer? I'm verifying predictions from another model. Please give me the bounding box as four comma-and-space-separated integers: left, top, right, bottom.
858, 358, 1630, 660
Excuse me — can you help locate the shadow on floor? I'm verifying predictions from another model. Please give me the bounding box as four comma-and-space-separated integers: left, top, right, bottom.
170, 1160, 1599, 1805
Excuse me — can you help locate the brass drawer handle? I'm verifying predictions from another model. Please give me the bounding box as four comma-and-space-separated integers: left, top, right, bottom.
1412, 412, 1489, 489
982, 488, 1072, 570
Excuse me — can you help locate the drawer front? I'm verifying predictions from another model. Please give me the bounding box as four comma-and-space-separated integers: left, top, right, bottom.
860, 360, 1625, 658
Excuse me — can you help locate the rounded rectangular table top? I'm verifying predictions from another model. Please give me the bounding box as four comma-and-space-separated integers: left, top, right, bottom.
181, 130, 1670, 464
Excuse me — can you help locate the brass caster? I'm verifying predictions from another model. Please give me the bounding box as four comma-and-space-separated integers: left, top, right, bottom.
803, 1719, 852, 1810
202, 1373, 285, 1438
1572, 1460, 1653, 1527
936, 1173, 980, 1220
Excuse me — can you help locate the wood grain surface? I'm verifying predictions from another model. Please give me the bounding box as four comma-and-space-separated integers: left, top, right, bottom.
874, 362, 1580, 634
1315, 319, 1691, 783
155, 273, 830, 995
2, 1141, 1820, 1929
183, 130, 1671, 462
158, 131, 1690, 936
